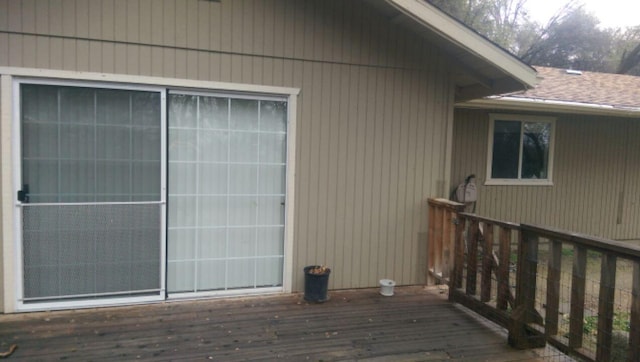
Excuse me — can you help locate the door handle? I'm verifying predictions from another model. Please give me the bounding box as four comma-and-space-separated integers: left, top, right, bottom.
17, 184, 29, 203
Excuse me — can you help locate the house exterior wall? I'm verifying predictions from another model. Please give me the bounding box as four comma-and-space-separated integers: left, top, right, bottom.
0, 0, 454, 307
452, 108, 640, 241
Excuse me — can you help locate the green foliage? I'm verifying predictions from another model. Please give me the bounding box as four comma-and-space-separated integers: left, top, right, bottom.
430, 0, 640, 74
583, 312, 630, 335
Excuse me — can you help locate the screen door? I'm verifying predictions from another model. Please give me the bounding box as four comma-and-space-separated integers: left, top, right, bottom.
17, 82, 165, 307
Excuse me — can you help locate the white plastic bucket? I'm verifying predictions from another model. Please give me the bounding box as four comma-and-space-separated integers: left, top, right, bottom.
379, 279, 396, 296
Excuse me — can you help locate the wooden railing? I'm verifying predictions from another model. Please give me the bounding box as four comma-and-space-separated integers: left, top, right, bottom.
427, 198, 640, 362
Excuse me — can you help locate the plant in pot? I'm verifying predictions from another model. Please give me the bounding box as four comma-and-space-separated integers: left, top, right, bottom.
303, 265, 331, 302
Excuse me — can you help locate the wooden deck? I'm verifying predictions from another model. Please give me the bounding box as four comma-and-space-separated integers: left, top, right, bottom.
0, 287, 561, 361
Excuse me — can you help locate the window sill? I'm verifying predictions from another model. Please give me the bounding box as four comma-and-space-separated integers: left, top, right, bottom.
484, 179, 554, 187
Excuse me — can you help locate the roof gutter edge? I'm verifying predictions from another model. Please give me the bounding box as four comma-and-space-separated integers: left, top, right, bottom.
458, 97, 640, 118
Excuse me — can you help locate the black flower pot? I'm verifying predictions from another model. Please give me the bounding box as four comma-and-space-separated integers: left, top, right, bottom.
303, 265, 331, 302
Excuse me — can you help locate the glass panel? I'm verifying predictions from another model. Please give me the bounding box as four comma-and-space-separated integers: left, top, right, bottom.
227, 259, 255, 289
258, 196, 285, 226
260, 101, 287, 132
169, 94, 197, 128
230, 99, 258, 131
60, 87, 94, 124
198, 228, 227, 259
197, 260, 226, 290
168, 196, 197, 228
229, 164, 258, 195
258, 165, 286, 195
20, 84, 161, 203
522, 122, 551, 179
168, 93, 285, 293
167, 229, 196, 260
198, 196, 228, 227
257, 227, 285, 255
22, 204, 161, 300
228, 196, 257, 226
198, 130, 229, 162
200, 96, 228, 130
228, 228, 256, 257
167, 261, 195, 293
256, 257, 283, 287
491, 120, 521, 179
96, 89, 130, 125
230, 132, 258, 163
259, 133, 286, 164
169, 162, 197, 195
198, 164, 228, 195
169, 129, 198, 161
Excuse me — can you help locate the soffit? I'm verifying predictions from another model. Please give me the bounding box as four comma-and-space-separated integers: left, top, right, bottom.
366, 0, 537, 101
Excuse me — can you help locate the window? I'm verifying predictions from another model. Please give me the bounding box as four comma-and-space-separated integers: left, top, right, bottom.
486, 114, 555, 185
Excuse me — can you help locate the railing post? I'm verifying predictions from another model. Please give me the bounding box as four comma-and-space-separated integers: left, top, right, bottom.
466, 220, 479, 296
509, 227, 544, 349
545, 239, 562, 337
427, 201, 436, 285
496, 227, 511, 310
442, 208, 453, 280
630, 262, 640, 361
450, 214, 465, 298
569, 245, 587, 350
481, 223, 494, 302
596, 252, 617, 361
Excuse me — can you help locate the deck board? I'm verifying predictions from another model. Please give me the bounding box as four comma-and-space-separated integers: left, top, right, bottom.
0, 287, 558, 361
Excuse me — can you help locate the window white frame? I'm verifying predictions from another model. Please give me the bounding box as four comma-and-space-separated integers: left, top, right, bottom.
0, 66, 299, 312
485, 113, 555, 186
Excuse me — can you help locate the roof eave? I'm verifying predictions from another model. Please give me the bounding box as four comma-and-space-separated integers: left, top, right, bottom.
385, 0, 537, 90
458, 97, 640, 118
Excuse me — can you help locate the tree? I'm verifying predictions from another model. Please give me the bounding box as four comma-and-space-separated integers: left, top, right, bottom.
616, 26, 640, 75
430, 0, 640, 75
429, 0, 529, 54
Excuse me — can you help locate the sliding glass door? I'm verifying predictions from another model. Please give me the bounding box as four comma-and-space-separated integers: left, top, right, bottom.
15, 80, 287, 309
167, 92, 287, 295
17, 82, 165, 307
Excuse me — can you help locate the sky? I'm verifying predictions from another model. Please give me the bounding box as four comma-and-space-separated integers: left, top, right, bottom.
525, 0, 640, 29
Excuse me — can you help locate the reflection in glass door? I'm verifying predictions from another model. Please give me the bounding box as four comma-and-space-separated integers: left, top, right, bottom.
167, 92, 287, 294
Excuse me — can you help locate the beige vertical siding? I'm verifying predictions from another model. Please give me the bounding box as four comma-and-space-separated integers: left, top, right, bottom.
452, 108, 640, 241
0, 0, 455, 292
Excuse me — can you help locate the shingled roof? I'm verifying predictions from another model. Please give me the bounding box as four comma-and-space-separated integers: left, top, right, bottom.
511, 66, 640, 109
460, 66, 640, 117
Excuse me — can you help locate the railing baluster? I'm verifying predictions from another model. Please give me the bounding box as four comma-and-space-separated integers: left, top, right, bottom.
481, 223, 494, 302
433, 206, 444, 280
509, 228, 544, 349
466, 220, 479, 296
451, 215, 465, 291
596, 252, 617, 361
442, 208, 453, 280
630, 262, 640, 362
518, 229, 539, 320
545, 239, 562, 337
427, 202, 436, 285
569, 245, 587, 350
497, 226, 511, 310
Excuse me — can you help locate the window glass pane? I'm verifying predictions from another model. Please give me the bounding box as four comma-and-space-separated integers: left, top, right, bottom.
21, 84, 161, 203
169, 94, 197, 128
260, 101, 287, 132
522, 122, 550, 179
491, 120, 521, 179
230, 99, 259, 130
